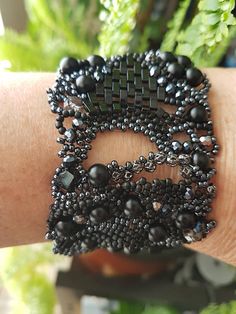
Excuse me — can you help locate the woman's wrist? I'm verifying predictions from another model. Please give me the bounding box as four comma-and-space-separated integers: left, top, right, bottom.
0, 70, 235, 265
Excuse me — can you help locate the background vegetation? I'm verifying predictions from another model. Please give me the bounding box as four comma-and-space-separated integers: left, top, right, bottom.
1, 0, 236, 71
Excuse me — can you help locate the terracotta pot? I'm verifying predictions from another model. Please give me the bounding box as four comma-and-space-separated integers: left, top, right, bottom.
76, 249, 173, 276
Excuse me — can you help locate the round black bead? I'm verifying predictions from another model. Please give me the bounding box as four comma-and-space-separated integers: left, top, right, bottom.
88, 163, 110, 187
124, 195, 142, 217
192, 151, 210, 170
177, 55, 192, 67
167, 62, 185, 78
148, 225, 166, 242
55, 221, 78, 237
186, 67, 203, 86
87, 55, 106, 67
90, 207, 109, 223
189, 106, 208, 122
60, 57, 80, 74
76, 75, 96, 93
176, 212, 196, 229
159, 51, 177, 62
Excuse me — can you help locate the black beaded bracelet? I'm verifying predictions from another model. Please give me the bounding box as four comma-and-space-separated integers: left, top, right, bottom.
46, 50, 219, 256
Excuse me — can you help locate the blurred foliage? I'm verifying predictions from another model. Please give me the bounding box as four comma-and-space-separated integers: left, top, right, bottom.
200, 301, 236, 314
111, 300, 236, 314
161, 0, 236, 66
111, 301, 180, 314
98, 0, 139, 56
161, 0, 192, 52
1, 0, 236, 71
0, 244, 63, 314
0, 0, 102, 70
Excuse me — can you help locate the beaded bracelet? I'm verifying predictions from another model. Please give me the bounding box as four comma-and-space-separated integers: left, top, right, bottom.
46, 50, 219, 256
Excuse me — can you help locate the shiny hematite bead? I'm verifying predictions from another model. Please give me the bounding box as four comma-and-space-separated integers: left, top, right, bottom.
171, 140, 182, 153
200, 135, 212, 146
179, 154, 191, 165
64, 128, 76, 142
154, 152, 166, 164
166, 154, 178, 166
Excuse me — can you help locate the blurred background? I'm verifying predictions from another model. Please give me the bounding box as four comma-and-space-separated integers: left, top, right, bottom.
0, 0, 236, 313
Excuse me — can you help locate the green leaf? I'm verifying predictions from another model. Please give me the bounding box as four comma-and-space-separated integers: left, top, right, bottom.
0, 0, 100, 71
161, 0, 191, 52
111, 301, 144, 314
173, 0, 236, 66
205, 12, 221, 25
200, 301, 236, 314
200, 0, 220, 11
98, 0, 140, 56
142, 305, 180, 314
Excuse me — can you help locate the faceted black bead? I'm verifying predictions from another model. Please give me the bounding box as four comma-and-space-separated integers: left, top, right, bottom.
186, 67, 203, 86
184, 187, 193, 200
176, 212, 196, 229
160, 204, 172, 217
88, 164, 110, 187
177, 55, 192, 67
76, 75, 96, 93
124, 195, 142, 217
192, 151, 210, 170
87, 55, 106, 67
64, 128, 76, 142
56, 170, 74, 190
72, 118, 86, 129
166, 83, 176, 94
183, 141, 193, 153
63, 155, 77, 168
55, 220, 78, 236
159, 51, 177, 62
167, 62, 185, 78
150, 66, 161, 77
60, 57, 80, 74
171, 140, 182, 153
90, 207, 109, 223
148, 225, 167, 242
189, 106, 208, 122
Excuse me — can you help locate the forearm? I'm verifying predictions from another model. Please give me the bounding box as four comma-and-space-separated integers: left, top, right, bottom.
0, 70, 235, 265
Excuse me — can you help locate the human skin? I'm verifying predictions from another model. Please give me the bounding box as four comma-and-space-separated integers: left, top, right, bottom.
0, 69, 235, 266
